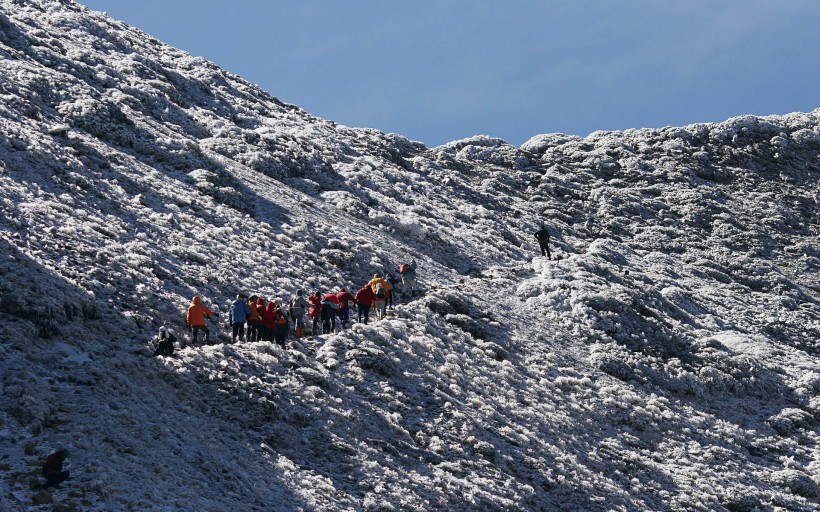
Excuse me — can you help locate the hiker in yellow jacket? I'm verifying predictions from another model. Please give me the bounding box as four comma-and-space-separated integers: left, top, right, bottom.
367, 273, 392, 320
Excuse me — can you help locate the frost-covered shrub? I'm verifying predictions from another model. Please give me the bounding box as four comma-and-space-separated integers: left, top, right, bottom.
424, 296, 455, 317
790, 373, 820, 417
588, 352, 635, 382
689, 349, 782, 398
432, 135, 532, 171
477, 341, 507, 362
697, 365, 738, 393
794, 372, 820, 394
520, 133, 582, 155
321, 190, 368, 217
790, 128, 820, 145
660, 286, 708, 316
368, 209, 398, 228
720, 490, 762, 512
586, 238, 630, 266
444, 314, 489, 341
467, 437, 498, 462
394, 215, 429, 239
187, 168, 255, 215
770, 469, 820, 498
315, 338, 343, 370
767, 408, 815, 435
345, 344, 396, 376
319, 248, 351, 269
692, 164, 733, 183
295, 366, 331, 389
58, 97, 140, 148
2, 367, 55, 433
252, 341, 282, 359
362, 495, 395, 512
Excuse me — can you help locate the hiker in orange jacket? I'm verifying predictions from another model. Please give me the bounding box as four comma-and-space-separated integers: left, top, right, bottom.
186, 295, 215, 345
247, 295, 261, 342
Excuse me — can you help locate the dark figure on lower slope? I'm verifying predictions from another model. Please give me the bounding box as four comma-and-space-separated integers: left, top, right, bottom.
534, 225, 552, 259
153, 326, 176, 357
42, 449, 69, 489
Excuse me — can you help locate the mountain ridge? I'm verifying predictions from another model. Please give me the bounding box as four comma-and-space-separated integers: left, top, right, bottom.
1, 1, 819, 510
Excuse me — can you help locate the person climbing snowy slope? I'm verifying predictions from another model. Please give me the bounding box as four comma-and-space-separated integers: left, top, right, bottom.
186, 295, 216, 345
534, 225, 552, 259
321, 292, 340, 333
398, 259, 418, 298
229, 294, 252, 343
336, 287, 355, 330
368, 273, 392, 320
354, 284, 375, 325
153, 326, 176, 357
246, 295, 261, 342
308, 291, 323, 335
41, 449, 69, 489
288, 290, 310, 338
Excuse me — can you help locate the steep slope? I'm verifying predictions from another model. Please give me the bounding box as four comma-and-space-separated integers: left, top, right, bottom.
1, 1, 819, 511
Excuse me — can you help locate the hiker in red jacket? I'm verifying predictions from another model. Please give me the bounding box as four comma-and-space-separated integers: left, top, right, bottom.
354, 285, 375, 325
255, 297, 268, 341
308, 291, 323, 335
336, 287, 356, 330
261, 300, 278, 342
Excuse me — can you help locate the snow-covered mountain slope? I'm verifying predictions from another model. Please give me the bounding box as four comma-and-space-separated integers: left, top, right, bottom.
1, 1, 819, 510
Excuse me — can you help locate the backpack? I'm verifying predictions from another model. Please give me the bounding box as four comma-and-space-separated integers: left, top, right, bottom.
375, 283, 386, 298
320, 304, 332, 320
399, 263, 408, 274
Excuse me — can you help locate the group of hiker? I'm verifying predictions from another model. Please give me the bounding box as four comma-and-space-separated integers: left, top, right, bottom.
153, 226, 552, 356
154, 260, 419, 354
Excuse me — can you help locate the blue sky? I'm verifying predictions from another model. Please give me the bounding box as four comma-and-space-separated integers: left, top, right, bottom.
80, 1, 820, 147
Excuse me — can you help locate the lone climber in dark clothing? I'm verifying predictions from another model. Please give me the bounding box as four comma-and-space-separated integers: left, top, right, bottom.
42, 449, 69, 489
534, 225, 552, 259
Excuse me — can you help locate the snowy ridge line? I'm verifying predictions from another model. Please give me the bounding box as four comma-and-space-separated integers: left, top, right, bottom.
1, 1, 819, 510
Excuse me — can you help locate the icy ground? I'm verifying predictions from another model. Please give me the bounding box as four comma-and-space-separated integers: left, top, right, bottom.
1, 1, 819, 511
